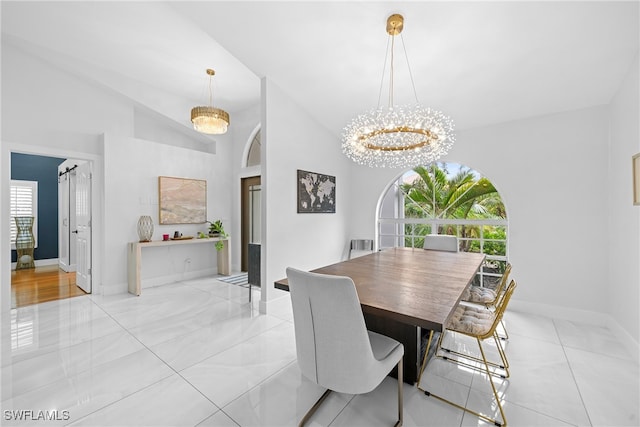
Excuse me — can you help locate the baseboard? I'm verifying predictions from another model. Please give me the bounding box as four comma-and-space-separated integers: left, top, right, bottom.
99, 268, 221, 296
510, 297, 639, 360
509, 298, 610, 325
10, 258, 59, 269
607, 317, 640, 361
36, 258, 59, 267
141, 268, 218, 290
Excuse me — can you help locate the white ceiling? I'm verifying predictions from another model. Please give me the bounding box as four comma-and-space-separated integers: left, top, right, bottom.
2, 1, 638, 139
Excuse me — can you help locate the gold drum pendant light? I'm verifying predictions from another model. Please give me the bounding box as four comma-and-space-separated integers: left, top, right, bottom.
191, 69, 230, 135
342, 14, 455, 168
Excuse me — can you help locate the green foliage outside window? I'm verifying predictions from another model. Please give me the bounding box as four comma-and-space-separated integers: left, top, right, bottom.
400, 163, 506, 252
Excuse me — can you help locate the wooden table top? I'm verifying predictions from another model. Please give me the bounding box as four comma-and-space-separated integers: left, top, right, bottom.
275, 247, 485, 331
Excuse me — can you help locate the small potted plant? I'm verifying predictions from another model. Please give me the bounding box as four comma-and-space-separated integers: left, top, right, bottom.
206, 220, 228, 251
207, 220, 225, 237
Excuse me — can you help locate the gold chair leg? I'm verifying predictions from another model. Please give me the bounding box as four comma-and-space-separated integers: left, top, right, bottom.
300, 362, 403, 427
417, 330, 435, 386
436, 331, 510, 379
396, 357, 403, 427
477, 337, 507, 426
417, 337, 507, 426
498, 318, 509, 340
299, 389, 332, 427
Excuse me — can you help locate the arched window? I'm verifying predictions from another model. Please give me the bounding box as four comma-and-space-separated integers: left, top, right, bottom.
378, 162, 508, 288
246, 129, 261, 167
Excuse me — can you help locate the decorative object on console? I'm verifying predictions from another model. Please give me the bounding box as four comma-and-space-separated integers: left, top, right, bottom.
159, 176, 207, 224
206, 219, 225, 237
206, 220, 228, 251
342, 14, 455, 168
15, 216, 35, 270
191, 68, 230, 135
137, 215, 154, 242
297, 169, 336, 213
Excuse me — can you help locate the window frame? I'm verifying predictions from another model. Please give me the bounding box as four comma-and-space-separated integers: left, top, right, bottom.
377, 163, 508, 288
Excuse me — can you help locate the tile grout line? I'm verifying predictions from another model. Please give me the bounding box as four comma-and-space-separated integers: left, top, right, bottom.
551, 318, 595, 427
90, 280, 285, 427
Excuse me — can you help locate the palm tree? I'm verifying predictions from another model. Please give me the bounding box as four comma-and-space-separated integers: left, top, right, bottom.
400, 163, 506, 250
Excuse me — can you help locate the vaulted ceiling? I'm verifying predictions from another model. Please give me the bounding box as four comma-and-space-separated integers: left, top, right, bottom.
2, 1, 638, 139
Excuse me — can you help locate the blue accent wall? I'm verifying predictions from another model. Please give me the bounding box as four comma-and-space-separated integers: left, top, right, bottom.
11, 153, 66, 262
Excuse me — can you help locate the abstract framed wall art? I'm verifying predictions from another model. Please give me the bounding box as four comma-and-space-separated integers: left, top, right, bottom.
297, 169, 336, 213
158, 176, 207, 224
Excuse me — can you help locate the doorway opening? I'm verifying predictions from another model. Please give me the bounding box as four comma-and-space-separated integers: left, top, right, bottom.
9, 152, 93, 308
241, 176, 261, 272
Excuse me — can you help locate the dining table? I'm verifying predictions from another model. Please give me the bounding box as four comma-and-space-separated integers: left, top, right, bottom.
275, 247, 486, 384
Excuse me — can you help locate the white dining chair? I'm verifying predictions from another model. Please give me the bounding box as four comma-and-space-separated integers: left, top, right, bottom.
286, 267, 405, 427
423, 234, 458, 252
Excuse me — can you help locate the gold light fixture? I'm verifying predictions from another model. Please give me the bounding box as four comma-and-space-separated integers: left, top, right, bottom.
342, 14, 455, 168
191, 69, 230, 135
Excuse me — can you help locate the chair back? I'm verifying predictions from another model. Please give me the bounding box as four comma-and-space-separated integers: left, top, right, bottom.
286, 267, 376, 392
423, 234, 459, 252
480, 279, 517, 339
492, 262, 512, 299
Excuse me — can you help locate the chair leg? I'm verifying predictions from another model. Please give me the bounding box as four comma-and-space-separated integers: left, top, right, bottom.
417, 329, 435, 386
476, 337, 507, 426
436, 331, 510, 379
418, 337, 507, 426
396, 357, 403, 427
498, 318, 509, 340
299, 389, 332, 427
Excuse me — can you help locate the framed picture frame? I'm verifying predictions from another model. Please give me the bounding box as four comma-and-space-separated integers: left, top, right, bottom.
297, 169, 336, 213
634, 153, 640, 206
158, 176, 207, 224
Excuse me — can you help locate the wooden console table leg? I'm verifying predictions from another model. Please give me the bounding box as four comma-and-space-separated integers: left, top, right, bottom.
127, 242, 142, 296
217, 240, 230, 276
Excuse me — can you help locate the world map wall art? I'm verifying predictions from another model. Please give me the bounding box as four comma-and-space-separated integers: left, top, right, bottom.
297, 169, 336, 213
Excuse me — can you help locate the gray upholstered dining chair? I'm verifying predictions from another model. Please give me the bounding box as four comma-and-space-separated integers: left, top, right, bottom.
423, 234, 459, 252
286, 267, 405, 427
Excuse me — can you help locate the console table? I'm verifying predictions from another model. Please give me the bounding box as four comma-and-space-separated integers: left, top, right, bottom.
127, 237, 229, 296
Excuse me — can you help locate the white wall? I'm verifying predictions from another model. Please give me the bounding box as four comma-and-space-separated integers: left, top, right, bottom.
102, 136, 231, 293
608, 51, 640, 347
1, 40, 238, 299
262, 78, 351, 306
349, 105, 611, 318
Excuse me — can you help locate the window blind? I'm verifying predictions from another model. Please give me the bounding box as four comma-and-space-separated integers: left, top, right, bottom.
10, 180, 38, 247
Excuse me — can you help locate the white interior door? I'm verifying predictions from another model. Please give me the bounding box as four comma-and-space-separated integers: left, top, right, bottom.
58, 161, 78, 272
75, 162, 92, 293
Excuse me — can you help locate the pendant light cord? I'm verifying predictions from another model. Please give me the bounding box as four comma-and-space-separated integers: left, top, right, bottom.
377, 29, 420, 108
208, 75, 213, 107
377, 36, 391, 109
400, 33, 420, 105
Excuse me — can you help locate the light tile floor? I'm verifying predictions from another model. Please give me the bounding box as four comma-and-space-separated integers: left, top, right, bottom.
1, 276, 638, 426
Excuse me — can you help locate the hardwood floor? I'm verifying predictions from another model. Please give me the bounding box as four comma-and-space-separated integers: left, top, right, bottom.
11, 265, 86, 308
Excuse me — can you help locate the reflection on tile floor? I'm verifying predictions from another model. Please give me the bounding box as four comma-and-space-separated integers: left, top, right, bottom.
1, 277, 638, 426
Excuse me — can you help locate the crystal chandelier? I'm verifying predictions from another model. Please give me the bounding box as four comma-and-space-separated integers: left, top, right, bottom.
342, 14, 455, 168
191, 69, 230, 135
